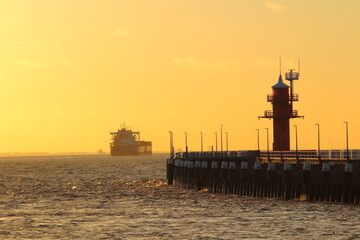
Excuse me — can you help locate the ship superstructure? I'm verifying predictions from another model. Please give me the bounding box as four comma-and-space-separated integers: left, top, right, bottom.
110, 125, 152, 156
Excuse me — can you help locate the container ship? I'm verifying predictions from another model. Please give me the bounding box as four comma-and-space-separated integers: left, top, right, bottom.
110, 126, 152, 156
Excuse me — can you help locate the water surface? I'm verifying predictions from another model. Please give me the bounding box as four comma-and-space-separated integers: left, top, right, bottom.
0, 154, 359, 239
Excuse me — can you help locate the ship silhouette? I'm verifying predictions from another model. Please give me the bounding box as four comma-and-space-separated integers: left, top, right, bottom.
110, 125, 152, 156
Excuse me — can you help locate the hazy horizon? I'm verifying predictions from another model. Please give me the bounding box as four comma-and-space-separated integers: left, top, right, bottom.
0, 1, 359, 153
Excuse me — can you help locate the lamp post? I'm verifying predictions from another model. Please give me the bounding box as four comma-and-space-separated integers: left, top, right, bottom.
220, 124, 223, 154
315, 123, 320, 160
200, 132, 203, 154
225, 132, 228, 152
293, 125, 298, 160
214, 132, 218, 152
168, 131, 174, 158
344, 121, 349, 161
265, 128, 269, 160
256, 129, 260, 152
184, 132, 188, 156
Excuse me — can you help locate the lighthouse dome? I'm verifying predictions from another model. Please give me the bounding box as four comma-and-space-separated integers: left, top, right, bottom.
272, 75, 289, 89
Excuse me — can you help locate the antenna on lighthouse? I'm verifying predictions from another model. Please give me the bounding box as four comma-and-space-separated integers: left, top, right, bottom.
279, 56, 282, 75
285, 59, 300, 113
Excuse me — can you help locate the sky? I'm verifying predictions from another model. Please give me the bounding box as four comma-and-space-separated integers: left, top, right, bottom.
0, 0, 359, 153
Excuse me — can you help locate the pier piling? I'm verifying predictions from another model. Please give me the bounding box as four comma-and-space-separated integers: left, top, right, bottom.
167, 150, 360, 204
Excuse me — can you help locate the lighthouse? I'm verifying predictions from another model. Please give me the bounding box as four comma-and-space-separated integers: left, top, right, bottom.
259, 69, 302, 151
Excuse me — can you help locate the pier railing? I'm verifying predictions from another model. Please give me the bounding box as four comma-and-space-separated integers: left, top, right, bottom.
175, 150, 260, 159
175, 149, 360, 162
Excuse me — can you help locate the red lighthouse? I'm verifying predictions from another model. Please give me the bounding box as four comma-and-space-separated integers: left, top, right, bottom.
259, 70, 302, 151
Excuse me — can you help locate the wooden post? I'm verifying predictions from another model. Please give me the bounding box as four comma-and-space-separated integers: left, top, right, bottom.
321, 163, 331, 202
201, 160, 209, 191
267, 163, 275, 198
187, 160, 195, 189
240, 161, 249, 196
167, 158, 174, 185
194, 160, 201, 190
253, 162, 262, 197
301, 163, 311, 201
220, 161, 229, 194
344, 163, 353, 203
210, 161, 219, 193
173, 159, 180, 187
283, 163, 292, 200
229, 161, 237, 194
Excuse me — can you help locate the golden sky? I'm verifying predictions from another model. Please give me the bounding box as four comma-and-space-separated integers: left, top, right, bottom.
0, 0, 359, 153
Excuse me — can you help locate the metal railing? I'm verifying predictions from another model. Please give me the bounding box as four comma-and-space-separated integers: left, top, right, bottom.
285, 72, 299, 80
174, 149, 360, 161
267, 94, 298, 102
175, 150, 260, 159
260, 149, 360, 161
262, 110, 299, 118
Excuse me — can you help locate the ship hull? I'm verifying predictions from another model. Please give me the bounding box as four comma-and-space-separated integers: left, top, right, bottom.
110, 142, 152, 156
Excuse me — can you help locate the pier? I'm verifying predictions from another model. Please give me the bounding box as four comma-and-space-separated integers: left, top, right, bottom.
166, 150, 360, 204
166, 66, 360, 204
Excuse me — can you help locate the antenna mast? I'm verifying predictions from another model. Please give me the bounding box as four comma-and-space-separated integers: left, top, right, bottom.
285, 60, 300, 112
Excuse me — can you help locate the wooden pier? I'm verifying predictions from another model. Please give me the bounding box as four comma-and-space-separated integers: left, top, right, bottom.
166, 151, 360, 204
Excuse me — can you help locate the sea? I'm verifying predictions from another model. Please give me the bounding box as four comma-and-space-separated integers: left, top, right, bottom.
0, 153, 360, 239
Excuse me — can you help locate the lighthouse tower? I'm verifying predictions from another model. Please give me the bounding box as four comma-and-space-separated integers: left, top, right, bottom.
259, 70, 302, 151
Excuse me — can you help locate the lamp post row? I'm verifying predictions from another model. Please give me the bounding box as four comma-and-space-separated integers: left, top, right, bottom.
169, 121, 350, 157
171, 125, 229, 153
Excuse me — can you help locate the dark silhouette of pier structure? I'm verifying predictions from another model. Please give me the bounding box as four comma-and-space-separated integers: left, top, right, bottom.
167, 150, 360, 204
